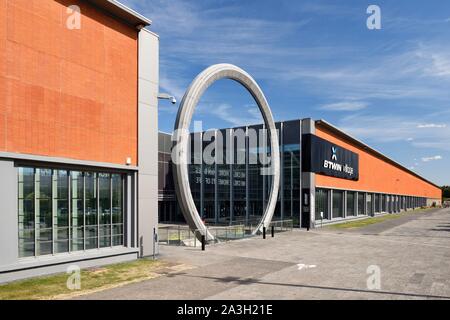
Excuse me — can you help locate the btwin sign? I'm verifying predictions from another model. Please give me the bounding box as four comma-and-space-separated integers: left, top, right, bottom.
302, 134, 359, 181
323, 146, 355, 177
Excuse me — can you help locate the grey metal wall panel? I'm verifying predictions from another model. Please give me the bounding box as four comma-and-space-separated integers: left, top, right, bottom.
0, 160, 18, 268
138, 28, 159, 257
301, 118, 316, 228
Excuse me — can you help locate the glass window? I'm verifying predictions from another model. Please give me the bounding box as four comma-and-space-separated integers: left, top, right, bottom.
248, 124, 264, 225
36, 168, 53, 256
188, 132, 202, 221
217, 130, 231, 225
53, 170, 69, 253
332, 190, 344, 218
366, 194, 373, 215
17, 167, 125, 257
282, 120, 301, 225
347, 192, 355, 216
18, 167, 35, 258
99, 173, 111, 248
85, 172, 98, 250
358, 193, 365, 215
71, 171, 84, 252
112, 174, 124, 246
315, 188, 329, 220
375, 194, 380, 213
232, 127, 247, 223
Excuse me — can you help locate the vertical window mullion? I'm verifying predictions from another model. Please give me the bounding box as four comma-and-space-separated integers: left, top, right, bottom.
34, 168, 38, 257
52, 169, 55, 255
68, 170, 71, 253
110, 175, 113, 247
122, 174, 126, 247
83, 173, 86, 251
97, 174, 100, 249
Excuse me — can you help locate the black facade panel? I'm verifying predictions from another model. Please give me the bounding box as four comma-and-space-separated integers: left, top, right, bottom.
302, 134, 359, 181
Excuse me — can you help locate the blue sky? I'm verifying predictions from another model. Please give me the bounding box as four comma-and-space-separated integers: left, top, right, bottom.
122, 0, 450, 186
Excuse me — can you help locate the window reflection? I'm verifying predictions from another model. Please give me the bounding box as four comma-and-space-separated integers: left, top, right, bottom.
85, 172, 98, 250
99, 173, 111, 248
18, 167, 125, 258
18, 167, 35, 257
315, 188, 329, 220
347, 192, 355, 216
112, 174, 124, 246
36, 168, 53, 256
71, 171, 84, 251
54, 170, 69, 253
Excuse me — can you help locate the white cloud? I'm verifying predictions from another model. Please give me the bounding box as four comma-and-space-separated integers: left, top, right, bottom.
319, 101, 368, 111
337, 114, 450, 151
281, 43, 450, 103
197, 103, 262, 127
422, 155, 443, 162
425, 54, 450, 77
417, 123, 447, 128
124, 0, 450, 110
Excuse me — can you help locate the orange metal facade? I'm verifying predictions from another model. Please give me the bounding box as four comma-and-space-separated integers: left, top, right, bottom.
315, 124, 441, 200
0, 0, 138, 165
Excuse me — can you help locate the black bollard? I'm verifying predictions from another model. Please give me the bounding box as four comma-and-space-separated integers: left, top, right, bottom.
201, 235, 206, 251
271, 225, 274, 238
263, 227, 266, 239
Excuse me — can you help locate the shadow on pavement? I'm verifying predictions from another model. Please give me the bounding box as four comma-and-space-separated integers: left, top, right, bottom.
167, 273, 450, 300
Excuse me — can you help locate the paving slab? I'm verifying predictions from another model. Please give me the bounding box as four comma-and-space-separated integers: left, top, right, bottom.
77, 208, 450, 300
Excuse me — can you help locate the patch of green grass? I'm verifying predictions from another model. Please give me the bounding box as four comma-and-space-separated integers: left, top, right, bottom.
327, 208, 432, 230
0, 258, 168, 300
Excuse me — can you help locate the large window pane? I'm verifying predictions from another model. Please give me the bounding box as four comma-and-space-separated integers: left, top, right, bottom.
36, 168, 53, 255
358, 193, 365, 215
53, 170, 69, 253
315, 188, 329, 220
71, 171, 84, 252
232, 127, 247, 223
18, 167, 35, 257
99, 173, 111, 248
85, 172, 98, 249
18, 167, 125, 256
217, 129, 231, 225
188, 132, 202, 221
112, 174, 124, 246
366, 194, 373, 215
282, 120, 301, 225
375, 194, 380, 213
332, 190, 344, 218
347, 192, 355, 216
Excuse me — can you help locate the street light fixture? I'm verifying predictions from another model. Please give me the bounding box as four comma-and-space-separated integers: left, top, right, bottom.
157, 93, 177, 105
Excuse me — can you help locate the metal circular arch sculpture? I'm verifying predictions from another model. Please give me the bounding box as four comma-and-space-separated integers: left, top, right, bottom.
172, 64, 280, 241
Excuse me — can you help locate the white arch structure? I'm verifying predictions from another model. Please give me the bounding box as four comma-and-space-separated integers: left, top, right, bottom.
172, 64, 280, 241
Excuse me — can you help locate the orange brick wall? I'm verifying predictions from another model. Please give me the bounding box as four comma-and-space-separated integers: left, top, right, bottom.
0, 0, 138, 165
315, 125, 442, 199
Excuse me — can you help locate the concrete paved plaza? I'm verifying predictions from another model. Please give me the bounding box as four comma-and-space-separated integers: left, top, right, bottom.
79, 208, 450, 300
